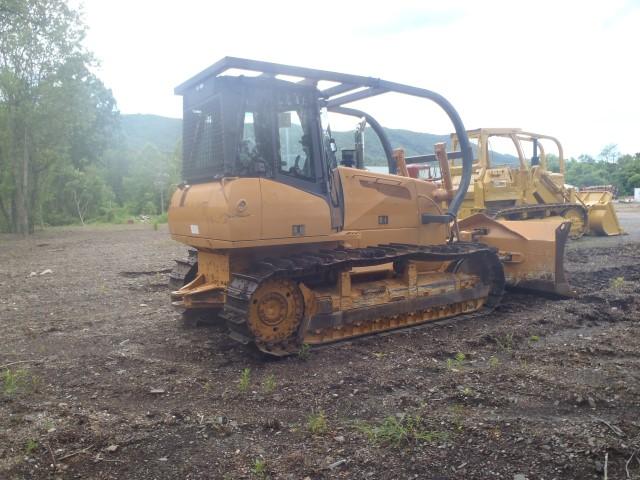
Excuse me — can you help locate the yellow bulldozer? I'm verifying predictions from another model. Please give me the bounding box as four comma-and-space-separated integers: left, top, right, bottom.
167, 58, 571, 356
420, 128, 621, 239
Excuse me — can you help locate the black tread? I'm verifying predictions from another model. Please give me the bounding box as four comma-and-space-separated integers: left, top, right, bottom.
168, 248, 197, 291
493, 203, 587, 224
220, 242, 505, 354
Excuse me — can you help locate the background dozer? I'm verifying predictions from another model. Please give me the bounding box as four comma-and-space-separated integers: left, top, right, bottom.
167, 58, 571, 356
404, 128, 623, 239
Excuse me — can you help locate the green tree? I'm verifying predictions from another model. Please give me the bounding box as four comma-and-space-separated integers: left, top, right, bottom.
613, 153, 640, 195
0, 0, 117, 233
122, 144, 178, 216
598, 143, 619, 164
577, 154, 595, 164
41, 163, 114, 225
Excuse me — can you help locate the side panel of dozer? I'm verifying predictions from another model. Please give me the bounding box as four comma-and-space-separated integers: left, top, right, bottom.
577, 191, 624, 236
458, 214, 573, 297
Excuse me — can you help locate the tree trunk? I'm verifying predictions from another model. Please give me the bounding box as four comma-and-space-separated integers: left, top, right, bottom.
11, 196, 17, 233
29, 167, 38, 233
13, 123, 30, 235
73, 190, 85, 225
0, 196, 10, 229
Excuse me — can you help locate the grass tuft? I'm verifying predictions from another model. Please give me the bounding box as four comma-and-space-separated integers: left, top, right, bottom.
610, 276, 625, 289
298, 343, 311, 361
25, 439, 38, 455
307, 409, 328, 435
356, 414, 446, 448
496, 333, 514, 352
446, 352, 466, 370
2, 368, 38, 397
262, 374, 276, 394
250, 457, 267, 479
238, 368, 251, 393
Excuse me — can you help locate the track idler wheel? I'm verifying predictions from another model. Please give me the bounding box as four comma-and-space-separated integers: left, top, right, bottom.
247, 279, 304, 346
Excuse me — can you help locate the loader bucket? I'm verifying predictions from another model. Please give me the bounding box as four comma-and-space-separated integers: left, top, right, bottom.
577, 191, 624, 236
458, 214, 573, 297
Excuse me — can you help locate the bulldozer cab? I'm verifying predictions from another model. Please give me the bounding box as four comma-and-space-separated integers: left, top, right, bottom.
174, 57, 479, 232
451, 128, 565, 174
180, 75, 330, 194
449, 129, 569, 208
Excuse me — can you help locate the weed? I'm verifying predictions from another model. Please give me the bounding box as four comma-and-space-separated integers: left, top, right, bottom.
357, 415, 446, 447
43, 419, 55, 431
488, 356, 500, 368
2, 368, 37, 396
610, 276, 625, 289
238, 368, 251, 393
529, 335, 540, 342
25, 439, 38, 455
446, 352, 466, 370
496, 333, 514, 352
298, 343, 311, 361
307, 409, 328, 435
251, 458, 267, 479
461, 386, 473, 397
262, 374, 276, 394
2, 369, 20, 395
152, 220, 159, 231
449, 404, 465, 432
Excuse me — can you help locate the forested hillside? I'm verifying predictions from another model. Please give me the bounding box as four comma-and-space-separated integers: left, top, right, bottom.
118, 114, 518, 167
121, 114, 181, 152
3, 106, 640, 232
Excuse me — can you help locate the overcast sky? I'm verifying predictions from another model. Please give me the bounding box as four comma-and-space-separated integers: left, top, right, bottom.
78, 0, 640, 158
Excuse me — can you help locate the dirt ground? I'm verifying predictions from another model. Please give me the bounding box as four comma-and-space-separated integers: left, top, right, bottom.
1, 204, 639, 480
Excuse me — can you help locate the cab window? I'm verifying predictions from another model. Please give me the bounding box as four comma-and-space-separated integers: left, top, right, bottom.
278, 110, 315, 180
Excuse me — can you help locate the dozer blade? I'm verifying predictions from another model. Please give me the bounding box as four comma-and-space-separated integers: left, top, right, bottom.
578, 191, 624, 236
458, 214, 573, 297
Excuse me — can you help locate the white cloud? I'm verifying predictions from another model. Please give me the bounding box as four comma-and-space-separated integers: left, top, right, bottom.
78, 0, 640, 157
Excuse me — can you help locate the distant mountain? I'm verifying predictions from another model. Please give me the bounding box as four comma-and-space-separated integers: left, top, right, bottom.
120, 114, 182, 153
120, 114, 518, 166
331, 128, 451, 166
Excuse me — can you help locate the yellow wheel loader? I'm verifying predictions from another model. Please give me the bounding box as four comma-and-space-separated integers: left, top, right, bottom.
168, 58, 571, 356
434, 128, 623, 238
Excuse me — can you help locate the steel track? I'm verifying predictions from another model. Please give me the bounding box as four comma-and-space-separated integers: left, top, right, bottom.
220, 242, 505, 356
